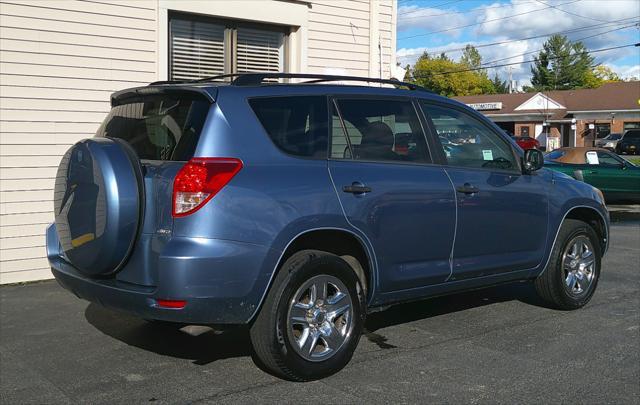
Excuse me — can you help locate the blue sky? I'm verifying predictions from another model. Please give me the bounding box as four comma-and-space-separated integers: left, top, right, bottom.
396, 0, 640, 87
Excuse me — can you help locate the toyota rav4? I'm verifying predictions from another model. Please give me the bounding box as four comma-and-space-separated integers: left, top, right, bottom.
47, 73, 609, 381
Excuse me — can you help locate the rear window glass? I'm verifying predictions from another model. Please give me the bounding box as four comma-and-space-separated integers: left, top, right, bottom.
96, 94, 210, 160
624, 130, 640, 139
249, 96, 328, 158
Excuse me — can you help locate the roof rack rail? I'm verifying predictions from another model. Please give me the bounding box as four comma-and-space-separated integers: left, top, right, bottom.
189, 73, 431, 92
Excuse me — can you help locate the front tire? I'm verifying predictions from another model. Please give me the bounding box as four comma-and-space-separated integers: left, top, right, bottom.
534, 219, 601, 310
250, 250, 365, 381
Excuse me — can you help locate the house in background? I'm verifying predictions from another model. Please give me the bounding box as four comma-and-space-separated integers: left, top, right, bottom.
454, 82, 640, 150
0, 0, 397, 284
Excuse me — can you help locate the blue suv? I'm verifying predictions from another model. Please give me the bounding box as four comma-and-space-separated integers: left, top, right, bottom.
47, 73, 609, 381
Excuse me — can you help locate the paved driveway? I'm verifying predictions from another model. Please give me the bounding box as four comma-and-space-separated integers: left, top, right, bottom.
1, 216, 639, 404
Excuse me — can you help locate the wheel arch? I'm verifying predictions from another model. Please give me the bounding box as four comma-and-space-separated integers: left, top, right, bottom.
537, 205, 609, 278
251, 228, 377, 323
564, 206, 608, 254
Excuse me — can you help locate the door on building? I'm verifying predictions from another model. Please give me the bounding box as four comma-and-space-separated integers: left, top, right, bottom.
561, 124, 571, 147
595, 123, 611, 140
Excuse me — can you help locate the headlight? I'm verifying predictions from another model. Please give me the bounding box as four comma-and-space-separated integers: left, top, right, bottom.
605, 142, 615, 147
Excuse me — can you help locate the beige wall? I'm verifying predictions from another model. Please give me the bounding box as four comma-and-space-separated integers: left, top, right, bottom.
0, 0, 396, 284
0, 0, 158, 284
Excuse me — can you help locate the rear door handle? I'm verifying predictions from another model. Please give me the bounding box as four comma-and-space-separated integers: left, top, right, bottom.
456, 183, 479, 194
343, 183, 371, 194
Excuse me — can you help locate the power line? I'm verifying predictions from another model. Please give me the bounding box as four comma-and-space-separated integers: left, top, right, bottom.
533, 0, 616, 23
399, 1, 540, 21
411, 43, 638, 77
480, 23, 638, 68
399, 0, 582, 39
398, 17, 639, 56
398, 0, 465, 17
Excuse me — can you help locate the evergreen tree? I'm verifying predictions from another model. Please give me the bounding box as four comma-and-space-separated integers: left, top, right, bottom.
490, 73, 509, 94
530, 35, 595, 90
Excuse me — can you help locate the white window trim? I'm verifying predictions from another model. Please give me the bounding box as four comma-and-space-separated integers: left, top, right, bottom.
158, 0, 309, 81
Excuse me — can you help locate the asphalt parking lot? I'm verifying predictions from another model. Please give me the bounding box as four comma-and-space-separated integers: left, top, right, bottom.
1, 209, 639, 404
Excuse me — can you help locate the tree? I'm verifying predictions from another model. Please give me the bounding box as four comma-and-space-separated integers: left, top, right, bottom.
461, 45, 483, 70
584, 64, 621, 88
490, 73, 509, 94
402, 64, 412, 82
530, 35, 595, 90
410, 52, 495, 97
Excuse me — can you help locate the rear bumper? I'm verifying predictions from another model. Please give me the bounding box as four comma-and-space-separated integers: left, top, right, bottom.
47, 224, 277, 325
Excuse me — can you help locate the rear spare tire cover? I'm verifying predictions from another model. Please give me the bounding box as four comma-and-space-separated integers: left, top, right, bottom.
54, 138, 143, 276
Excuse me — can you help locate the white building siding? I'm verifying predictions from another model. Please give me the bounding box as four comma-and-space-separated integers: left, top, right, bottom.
0, 0, 396, 284
307, 0, 395, 79
0, 0, 158, 284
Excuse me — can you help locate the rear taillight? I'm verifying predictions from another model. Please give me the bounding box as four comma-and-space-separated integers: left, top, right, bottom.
172, 157, 243, 217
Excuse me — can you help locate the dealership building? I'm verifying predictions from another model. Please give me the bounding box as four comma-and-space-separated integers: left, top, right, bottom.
454, 81, 640, 150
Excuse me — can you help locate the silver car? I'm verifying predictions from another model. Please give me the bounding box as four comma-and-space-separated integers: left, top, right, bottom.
595, 133, 623, 151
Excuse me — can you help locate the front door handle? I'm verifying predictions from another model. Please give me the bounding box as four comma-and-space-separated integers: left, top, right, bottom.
343, 183, 371, 194
456, 183, 479, 194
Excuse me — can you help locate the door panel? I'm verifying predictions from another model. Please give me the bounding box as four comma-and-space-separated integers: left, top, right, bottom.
445, 168, 549, 280
329, 161, 456, 291
420, 101, 549, 280
329, 97, 456, 292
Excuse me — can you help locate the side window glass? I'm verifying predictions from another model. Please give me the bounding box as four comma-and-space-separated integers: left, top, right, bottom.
596, 151, 622, 166
331, 99, 430, 163
422, 103, 518, 171
331, 105, 354, 159
249, 96, 328, 158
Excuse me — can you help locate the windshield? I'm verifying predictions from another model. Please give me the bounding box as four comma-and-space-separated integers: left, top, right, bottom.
606, 133, 622, 140
96, 94, 211, 160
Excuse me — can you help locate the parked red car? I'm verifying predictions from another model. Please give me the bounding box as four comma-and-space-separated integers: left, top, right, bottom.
513, 136, 540, 150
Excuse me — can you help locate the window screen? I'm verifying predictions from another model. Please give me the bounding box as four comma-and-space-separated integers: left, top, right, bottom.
422, 103, 518, 171
96, 94, 210, 161
332, 99, 430, 163
250, 97, 328, 158
170, 18, 226, 81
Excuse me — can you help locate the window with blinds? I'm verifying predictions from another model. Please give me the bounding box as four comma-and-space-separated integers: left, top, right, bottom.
236, 27, 284, 74
170, 18, 226, 81
169, 14, 286, 81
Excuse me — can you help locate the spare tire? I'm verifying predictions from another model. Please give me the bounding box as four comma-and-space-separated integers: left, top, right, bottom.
54, 138, 143, 276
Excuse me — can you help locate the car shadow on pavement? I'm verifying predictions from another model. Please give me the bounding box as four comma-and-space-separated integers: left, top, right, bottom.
85, 281, 549, 364
364, 281, 548, 341
84, 303, 251, 366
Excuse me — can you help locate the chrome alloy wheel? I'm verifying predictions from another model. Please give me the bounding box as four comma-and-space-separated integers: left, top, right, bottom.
562, 235, 596, 296
286, 274, 354, 362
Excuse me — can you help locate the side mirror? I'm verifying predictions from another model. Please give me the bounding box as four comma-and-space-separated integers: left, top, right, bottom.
523, 149, 544, 173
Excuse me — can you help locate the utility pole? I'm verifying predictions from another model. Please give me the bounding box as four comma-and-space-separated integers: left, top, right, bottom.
508, 66, 513, 93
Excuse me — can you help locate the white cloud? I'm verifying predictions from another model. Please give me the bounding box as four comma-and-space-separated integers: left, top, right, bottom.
605, 63, 640, 80
396, 0, 640, 89
397, 5, 473, 38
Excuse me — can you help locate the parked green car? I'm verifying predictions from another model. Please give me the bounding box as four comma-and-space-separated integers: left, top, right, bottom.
545, 147, 640, 203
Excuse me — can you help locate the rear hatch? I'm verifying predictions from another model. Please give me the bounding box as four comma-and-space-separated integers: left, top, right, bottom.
54, 88, 213, 286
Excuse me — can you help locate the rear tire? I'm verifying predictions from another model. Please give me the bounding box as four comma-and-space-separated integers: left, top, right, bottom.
534, 219, 601, 310
250, 250, 365, 381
